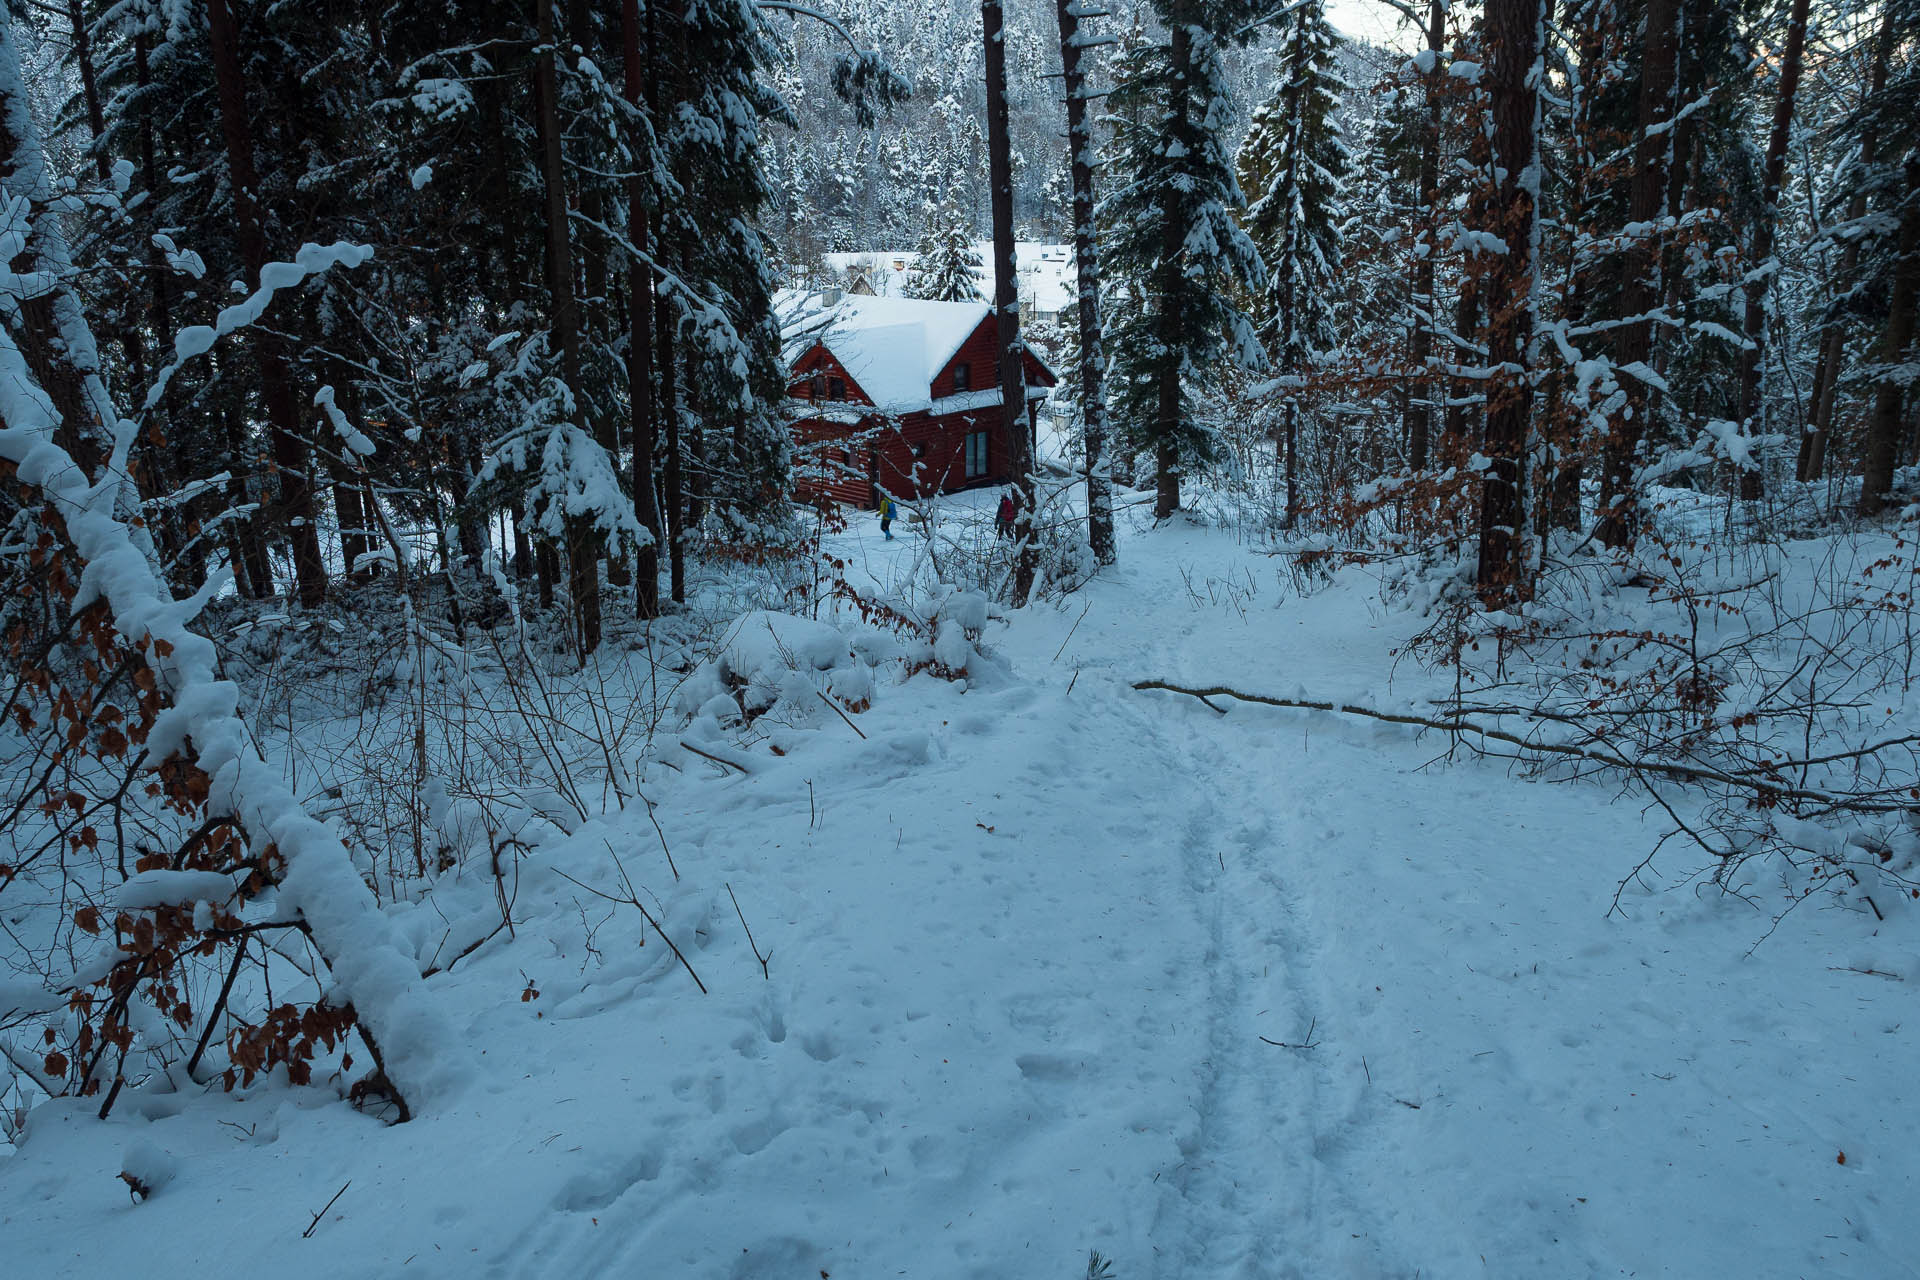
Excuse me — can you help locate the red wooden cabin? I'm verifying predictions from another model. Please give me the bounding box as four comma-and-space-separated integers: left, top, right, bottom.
781, 293, 1057, 509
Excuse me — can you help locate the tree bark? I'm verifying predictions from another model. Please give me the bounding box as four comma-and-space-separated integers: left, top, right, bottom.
67, 0, 110, 183
1055, 0, 1115, 564
1732, 0, 1809, 503
623, 0, 662, 618
220, 394, 272, 598
1595, 0, 1679, 549
984, 0, 1038, 604
1800, 3, 1897, 483
206, 0, 328, 607
1858, 156, 1920, 517
1154, 21, 1194, 521
649, 0, 686, 605
533, 0, 601, 651
1405, 0, 1446, 472
658, 285, 685, 603
1474, 0, 1544, 604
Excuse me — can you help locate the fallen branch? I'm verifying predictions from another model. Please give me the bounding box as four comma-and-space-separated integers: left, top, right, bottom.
1132, 680, 1915, 813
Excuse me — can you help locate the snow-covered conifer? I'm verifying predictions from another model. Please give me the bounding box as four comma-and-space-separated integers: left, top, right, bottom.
907, 203, 985, 302
1101, 0, 1269, 518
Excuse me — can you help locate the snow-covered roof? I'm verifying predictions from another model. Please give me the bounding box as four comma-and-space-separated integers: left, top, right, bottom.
778, 292, 993, 415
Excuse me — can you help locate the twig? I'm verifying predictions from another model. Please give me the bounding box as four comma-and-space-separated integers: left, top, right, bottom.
1258, 1016, 1320, 1050
1829, 965, 1904, 981
681, 740, 753, 775
726, 882, 771, 979
186, 939, 251, 1079
639, 794, 679, 880
303, 1181, 351, 1239
814, 688, 867, 739
554, 849, 709, 995
1052, 599, 1094, 663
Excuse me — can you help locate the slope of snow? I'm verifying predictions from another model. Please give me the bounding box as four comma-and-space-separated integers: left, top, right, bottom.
2, 508, 1913, 1279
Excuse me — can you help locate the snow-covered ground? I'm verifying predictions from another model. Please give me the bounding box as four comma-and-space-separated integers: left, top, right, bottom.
3, 503, 1914, 1278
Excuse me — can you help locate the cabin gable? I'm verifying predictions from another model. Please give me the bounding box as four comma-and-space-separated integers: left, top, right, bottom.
929, 316, 1060, 400
788, 343, 874, 408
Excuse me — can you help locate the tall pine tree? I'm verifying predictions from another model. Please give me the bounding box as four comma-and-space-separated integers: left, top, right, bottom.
1238, 0, 1349, 527
1102, 0, 1268, 519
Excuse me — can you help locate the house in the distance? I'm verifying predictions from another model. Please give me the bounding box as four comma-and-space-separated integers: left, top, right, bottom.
821, 244, 1078, 324
781, 292, 1056, 508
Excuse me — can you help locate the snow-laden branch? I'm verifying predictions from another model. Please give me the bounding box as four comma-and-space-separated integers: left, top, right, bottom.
0, 13, 455, 1117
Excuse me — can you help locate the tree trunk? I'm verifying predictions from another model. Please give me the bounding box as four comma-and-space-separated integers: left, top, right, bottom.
650, 0, 686, 605
1800, 3, 1897, 483
984, 0, 1038, 604
1154, 22, 1194, 521
1595, 0, 1679, 549
533, 0, 601, 651
1445, 276, 1480, 453
220, 395, 272, 598
1859, 156, 1920, 517
1405, 0, 1446, 472
333, 378, 373, 582
658, 288, 685, 603
1055, 0, 1114, 565
1733, 0, 1809, 503
206, 0, 328, 607
1475, 0, 1545, 605
67, 0, 110, 183
623, 0, 662, 619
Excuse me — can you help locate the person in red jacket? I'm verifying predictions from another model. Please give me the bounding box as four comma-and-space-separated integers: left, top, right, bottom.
995, 492, 1016, 539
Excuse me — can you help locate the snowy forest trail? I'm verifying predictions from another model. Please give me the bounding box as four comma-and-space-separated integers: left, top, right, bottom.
3, 519, 1915, 1279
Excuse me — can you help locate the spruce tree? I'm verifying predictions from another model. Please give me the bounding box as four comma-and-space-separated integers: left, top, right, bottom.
908, 202, 985, 301
1238, 0, 1349, 527
1102, 0, 1268, 518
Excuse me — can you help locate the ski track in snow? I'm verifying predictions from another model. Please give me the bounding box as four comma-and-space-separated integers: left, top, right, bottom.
1118, 577, 1401, 1280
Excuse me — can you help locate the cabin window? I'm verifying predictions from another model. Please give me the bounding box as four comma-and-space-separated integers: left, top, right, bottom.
827, 376, 846, 400
964, 430, 990, 478
952, 362, 971, 393
807, 373, 824, 399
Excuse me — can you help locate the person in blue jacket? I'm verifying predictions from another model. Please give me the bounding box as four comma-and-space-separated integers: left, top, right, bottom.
878, 493, 896, 540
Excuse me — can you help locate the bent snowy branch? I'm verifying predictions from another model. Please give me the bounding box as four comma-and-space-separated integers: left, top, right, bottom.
0, 14, 455, 1117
